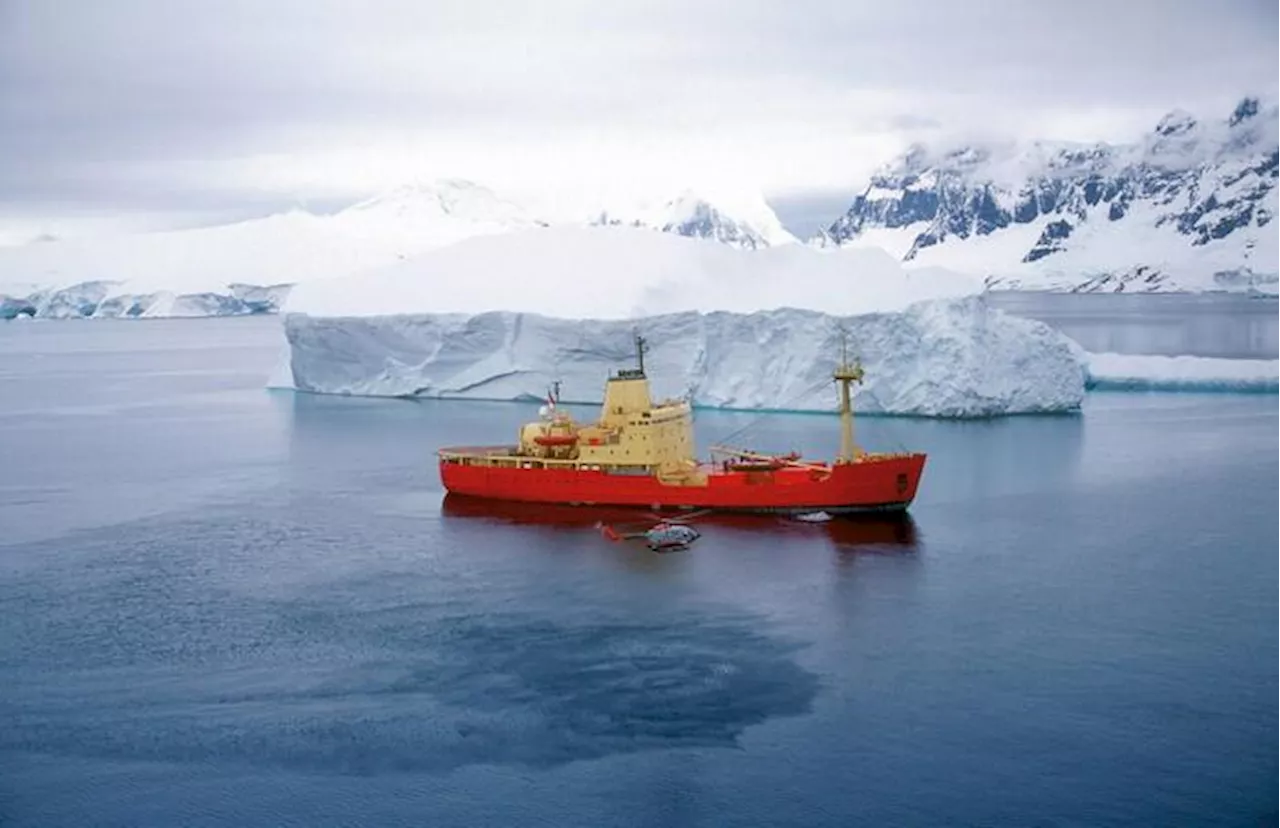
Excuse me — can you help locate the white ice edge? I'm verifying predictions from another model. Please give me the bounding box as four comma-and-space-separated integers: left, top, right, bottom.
1085, 352, 1280, 392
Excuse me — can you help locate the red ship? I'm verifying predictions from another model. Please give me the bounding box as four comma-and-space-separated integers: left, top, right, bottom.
438, 333, 926, 514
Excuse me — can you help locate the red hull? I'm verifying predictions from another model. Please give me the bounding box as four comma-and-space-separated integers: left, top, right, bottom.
438, 453, 926, 514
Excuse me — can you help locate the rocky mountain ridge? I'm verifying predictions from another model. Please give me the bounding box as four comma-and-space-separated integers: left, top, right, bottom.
816, 96, 1278, 292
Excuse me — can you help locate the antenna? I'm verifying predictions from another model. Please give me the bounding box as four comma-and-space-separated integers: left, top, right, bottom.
634, 330, 648, 375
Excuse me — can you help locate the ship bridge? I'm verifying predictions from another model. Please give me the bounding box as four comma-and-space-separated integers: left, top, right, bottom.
510, 333, 696, 472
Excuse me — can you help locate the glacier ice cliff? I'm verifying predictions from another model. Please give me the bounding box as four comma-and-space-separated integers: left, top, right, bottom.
0, 295, 35, 319
283, 296, 1087, 418
0, 281, 293, 319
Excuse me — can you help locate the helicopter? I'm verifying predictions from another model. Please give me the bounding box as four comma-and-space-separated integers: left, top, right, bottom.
596, 509, 710, 552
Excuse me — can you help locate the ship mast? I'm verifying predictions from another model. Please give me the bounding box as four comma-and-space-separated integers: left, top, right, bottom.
833, 326, 865, 464
634, 331, 648, 376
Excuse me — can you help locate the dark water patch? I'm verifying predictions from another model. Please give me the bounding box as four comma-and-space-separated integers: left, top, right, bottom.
1, 609, 817, 776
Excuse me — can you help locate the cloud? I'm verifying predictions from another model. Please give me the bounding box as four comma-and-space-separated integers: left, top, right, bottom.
0, 0, 1275, 232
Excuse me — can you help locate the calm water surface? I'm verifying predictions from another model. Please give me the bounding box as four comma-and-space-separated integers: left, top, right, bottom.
0, 315, 1275, 827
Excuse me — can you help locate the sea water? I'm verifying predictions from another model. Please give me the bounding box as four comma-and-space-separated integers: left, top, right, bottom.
0, 308, 1275, 827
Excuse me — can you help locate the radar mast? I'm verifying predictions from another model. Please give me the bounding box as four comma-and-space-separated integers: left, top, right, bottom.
832, 325, 865, 464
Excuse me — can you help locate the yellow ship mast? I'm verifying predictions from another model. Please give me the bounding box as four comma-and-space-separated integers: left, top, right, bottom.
833, 326, 864, 464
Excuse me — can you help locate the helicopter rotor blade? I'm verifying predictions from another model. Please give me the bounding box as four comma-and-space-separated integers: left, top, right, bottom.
645, 508, 714, 524
598, 523, 654, 542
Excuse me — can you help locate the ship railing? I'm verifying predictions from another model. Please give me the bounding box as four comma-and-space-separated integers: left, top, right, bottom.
437, 445, 519, 458
440, 447, 646, 472
708, 444, 921, 467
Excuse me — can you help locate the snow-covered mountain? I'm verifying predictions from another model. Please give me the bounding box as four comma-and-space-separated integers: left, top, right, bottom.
0, 181, 797, 318
333, 178, 547, 246
590, 189, 798, 249
0, 180, 539, 297
815, 96, 1279, 293
284, 224, 973, 320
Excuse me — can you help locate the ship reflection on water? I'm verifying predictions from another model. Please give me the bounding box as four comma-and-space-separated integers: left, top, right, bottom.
439, 493, 919, 555
822, 510, 918, 552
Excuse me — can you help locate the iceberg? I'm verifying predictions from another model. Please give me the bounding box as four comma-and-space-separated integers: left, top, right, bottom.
1085, 352, 1279, 392
283, 298, 1086, 417
280, 227, 1085, 417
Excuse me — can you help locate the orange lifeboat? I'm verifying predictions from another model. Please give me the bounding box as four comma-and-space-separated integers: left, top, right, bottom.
534, 432, 579, 447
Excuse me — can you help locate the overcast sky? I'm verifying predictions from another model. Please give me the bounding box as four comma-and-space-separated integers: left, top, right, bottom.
0, 0, 1275, 239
